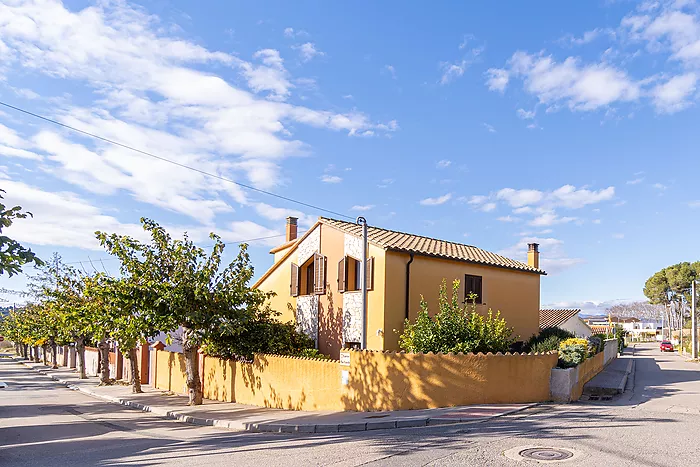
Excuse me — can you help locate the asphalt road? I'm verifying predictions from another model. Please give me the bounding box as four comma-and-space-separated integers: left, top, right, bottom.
2, 343, 700, 466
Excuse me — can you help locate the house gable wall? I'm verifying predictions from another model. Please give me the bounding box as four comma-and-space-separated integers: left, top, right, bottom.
383, 251, 541, 350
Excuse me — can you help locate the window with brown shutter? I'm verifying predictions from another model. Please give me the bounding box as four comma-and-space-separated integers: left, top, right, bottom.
313, 253, 326, 295
464, 274, 482, 304
290, 263, 299, 297
366, 257, 374, 291
338, 257, 346, 293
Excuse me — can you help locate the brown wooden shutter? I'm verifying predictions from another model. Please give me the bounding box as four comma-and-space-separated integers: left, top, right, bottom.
338, 257, 346, 293
474, 276, 482, 304
313, 253, 326, 295
290, 263, 299, 297
366, 257, 374, 291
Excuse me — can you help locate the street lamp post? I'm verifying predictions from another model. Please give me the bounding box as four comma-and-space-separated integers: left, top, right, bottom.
356, 217, 368, 350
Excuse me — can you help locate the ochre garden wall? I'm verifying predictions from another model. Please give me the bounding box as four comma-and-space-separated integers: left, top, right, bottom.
342, 350, 558, 411
151, 347, 557, 412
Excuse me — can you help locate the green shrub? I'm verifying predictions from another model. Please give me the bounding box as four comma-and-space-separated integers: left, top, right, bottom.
558, 338, 588, 368
529, 335, 562, 353
587, 335, 602, 354
524, 326, 575, 353
399, 279, 515, 354
203, 318, 317, 361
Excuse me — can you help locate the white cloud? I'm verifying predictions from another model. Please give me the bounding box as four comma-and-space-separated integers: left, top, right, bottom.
320, 174, 342, 184
549, 185, 615, 208
294, 42, 324, 62
384, 65, 397, 79
593, 219, 602, 224
240, 49, 293, 100
612, 233, 625, 239
436, 159, 452, 168
440, 60, 467, 85
626, 177, 645, 184
652, 182, 667, 190
377, 178, 394, 188
284, 27, 295, 38
481, 202, 497, 212
420, 193, 452, 206
513, 206, 533, 214
689, 200, 700, 208
0, 178, 146, 250
651, 72, 697, 113
485, 68, 509, 92
0, 0, 397, 224
483, 123, 496, 133
497, 215, 520, 222
497, 51, 640, 111
529, 212, 577, 227
497, 188, 544, 207
499, 236, 583, 275
351, 204, 375, 211
516, 108, 536, 119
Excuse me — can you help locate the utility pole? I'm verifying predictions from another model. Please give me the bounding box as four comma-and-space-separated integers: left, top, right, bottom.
693, 281, 697, 359
357, 216, 368, 350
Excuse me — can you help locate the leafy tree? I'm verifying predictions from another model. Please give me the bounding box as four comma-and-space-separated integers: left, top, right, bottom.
98, 218, 270, 405
399, 279, 515, 354
0, 189, 43, 276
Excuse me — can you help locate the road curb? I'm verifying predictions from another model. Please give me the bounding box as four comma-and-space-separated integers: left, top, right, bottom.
15, 359, 537, 434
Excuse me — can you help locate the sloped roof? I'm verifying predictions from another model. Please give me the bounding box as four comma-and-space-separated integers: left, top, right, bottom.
320, 217, 545, 274
539, 309, 582, 329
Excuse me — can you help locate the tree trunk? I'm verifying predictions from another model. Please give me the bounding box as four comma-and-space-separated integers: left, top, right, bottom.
42, 345, 48, 366
182, 326, 202, 405
33, 345, 40, 363
23, 344, 28, 359
49, 337, 58, 369
127, 347, 142, 393
75, 337, 87, 379
97, 337, 111, 384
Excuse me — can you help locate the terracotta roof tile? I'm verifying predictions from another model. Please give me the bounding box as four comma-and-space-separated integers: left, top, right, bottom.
539, 309, 581, 329
320, 217, 545, 274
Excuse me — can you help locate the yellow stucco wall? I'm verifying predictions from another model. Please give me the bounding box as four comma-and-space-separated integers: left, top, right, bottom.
152, 348, 557, 412
258, 250, 297, 324
383, 251, 542, 349
342, 349, 558, 411
571, 351, 604, 401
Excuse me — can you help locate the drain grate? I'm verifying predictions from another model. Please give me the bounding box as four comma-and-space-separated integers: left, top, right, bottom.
364, 414, 389, 419
519, 448, 574, 461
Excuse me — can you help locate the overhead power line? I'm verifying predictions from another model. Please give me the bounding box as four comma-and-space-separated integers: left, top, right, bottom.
62, 232, 294, 266
0, 100, 353, 220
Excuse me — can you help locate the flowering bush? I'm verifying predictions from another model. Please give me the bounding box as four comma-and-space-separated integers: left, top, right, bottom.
558, 338, 588, 368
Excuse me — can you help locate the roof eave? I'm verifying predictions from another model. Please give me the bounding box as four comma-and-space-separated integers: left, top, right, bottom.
386, 247, 547, 275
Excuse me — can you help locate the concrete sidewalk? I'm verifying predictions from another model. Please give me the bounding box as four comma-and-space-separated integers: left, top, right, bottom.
583, 349, 635, 396
12, 358, 535, 434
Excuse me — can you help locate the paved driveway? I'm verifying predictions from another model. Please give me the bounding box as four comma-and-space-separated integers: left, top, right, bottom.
623, 342, 700, 414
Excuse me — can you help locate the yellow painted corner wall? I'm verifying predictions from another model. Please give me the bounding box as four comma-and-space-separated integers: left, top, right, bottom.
383, 251, 541, 349
341, 350, 558, 411
152, 349, 558, 412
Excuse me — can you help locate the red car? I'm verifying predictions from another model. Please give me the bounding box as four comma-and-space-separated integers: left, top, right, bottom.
660, 341, 674, 352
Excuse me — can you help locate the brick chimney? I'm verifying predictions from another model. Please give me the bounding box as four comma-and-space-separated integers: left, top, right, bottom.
286, 217, 298, 242
527, 243, 540, 269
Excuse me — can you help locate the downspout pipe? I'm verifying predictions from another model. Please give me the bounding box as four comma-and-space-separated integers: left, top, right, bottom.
405, 253, 414, 321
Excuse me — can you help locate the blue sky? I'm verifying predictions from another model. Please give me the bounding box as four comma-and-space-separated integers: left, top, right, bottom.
1, 0, 699, 314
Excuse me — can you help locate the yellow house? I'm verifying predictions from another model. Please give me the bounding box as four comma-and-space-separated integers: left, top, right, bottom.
254, 216, 546, 359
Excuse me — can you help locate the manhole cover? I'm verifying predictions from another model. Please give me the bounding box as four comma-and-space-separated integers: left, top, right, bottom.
519, 448, 573, 461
